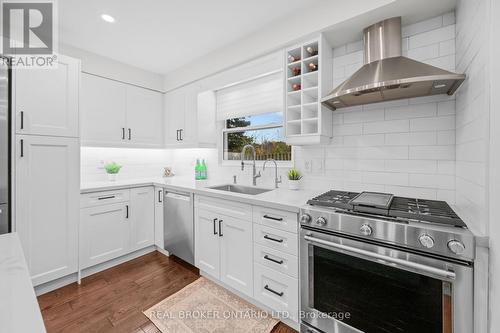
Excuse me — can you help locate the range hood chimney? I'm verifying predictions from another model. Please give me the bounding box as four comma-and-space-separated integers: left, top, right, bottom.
321, 17, 465, 111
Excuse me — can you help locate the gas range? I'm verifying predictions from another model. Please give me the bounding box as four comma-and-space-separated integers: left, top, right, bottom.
301, 190, 475, 262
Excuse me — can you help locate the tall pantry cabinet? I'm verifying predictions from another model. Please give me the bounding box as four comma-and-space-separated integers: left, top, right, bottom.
13, 55, 81, 286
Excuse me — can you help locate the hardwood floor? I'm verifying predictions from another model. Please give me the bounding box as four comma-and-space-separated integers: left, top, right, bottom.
38, 251, 297, 333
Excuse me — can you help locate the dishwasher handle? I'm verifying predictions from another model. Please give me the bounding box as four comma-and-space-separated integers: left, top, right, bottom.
165, 192, 191, 201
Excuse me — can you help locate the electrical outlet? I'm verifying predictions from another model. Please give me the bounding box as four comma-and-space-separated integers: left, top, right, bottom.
304, 160, 312, 173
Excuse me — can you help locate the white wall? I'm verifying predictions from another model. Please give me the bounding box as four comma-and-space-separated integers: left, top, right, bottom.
61, 44, 164, 91
80, 147, 168, 183
295, 13, 457, 200
163, 0, 394, 91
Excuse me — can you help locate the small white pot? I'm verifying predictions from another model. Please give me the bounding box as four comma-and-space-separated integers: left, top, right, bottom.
288, 180, 301, 190
107, 173, 117, 182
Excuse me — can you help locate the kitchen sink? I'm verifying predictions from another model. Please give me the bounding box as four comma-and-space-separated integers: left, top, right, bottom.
207, 184, 273, 195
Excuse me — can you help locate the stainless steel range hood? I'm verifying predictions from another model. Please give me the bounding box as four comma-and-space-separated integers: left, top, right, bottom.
322, 17, 465, 111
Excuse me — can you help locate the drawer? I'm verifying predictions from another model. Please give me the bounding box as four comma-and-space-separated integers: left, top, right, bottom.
254, 244, 298, 278
80, 189, 130, 208
253, 224, 298, 256
253, 206, 298, 234
254, 263, 298, 321
195, 195, 252, 221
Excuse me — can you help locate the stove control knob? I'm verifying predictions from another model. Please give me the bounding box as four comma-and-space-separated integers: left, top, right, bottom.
315, 217, 327, 226
448, 240, 466, 255
300, 214, 312, 224
419, 234, 435, 249
359, 224, 373, 236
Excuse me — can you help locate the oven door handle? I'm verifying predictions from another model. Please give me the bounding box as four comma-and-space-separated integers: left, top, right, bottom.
304, 235, 456, 280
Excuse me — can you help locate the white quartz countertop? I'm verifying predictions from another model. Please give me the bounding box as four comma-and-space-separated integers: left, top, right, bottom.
0, 233, 46, 333
81, 177, 319, 212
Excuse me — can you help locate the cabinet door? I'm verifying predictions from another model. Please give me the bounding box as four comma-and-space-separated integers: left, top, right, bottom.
181, 83, 200, 144
80, 203, 130, 269
125, 86, 163, 147
81, 73, 127, 146
15, 135, 79, 286
220, 215, 253, 297
130, 187, 155, 250
164, 89, 185, 146
15, 55, 80, 137
195, 208, 220, 279
154, 187, 164, 248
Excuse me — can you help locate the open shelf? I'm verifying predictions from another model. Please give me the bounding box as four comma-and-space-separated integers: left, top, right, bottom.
287, 106, 301, 121
303, 55, 319, 74
302, 118, 319, 134
302, 88, 318, 104
302, 103, 318, 119
287, 47, 301, 64
286, 121, 301, 136
302, 71, 318, 89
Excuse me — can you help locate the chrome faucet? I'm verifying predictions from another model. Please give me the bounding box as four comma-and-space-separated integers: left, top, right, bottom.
241, 145, 261, 186
263, 159, 282, 188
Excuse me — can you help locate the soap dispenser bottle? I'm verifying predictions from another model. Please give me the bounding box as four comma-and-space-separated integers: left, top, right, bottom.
201, 159, 207, 180
195, 159, 201, 180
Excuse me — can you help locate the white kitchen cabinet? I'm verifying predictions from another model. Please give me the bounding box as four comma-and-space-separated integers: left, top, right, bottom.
80, 202, 130, 269
15, 55, 80, 137
130, 187, 155, 250
125, 85, 163, 147
195, 208, 221, 279
81, 74, 163, 147
81, 73, 127, 146
154, 187, 164, 249
219, 214, 253, 296
15, 135, 79, 286
164, 83, 216, 148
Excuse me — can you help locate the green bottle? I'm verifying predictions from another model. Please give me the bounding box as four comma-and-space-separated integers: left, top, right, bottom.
195, 159, 201, 180
201, 159, 207, 180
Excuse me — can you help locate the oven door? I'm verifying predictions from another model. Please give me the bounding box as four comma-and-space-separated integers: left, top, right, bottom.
300, 228, 473, 333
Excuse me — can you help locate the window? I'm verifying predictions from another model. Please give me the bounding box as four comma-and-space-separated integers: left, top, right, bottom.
223, 112, 291, 161
216, 66, 292, 163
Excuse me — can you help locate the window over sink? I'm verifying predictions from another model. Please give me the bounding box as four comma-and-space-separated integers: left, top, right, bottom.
216, 71, 292, 163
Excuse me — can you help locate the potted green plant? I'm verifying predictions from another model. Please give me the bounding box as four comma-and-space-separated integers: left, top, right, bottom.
287, 168, 302, 190
104, 162, 122, 181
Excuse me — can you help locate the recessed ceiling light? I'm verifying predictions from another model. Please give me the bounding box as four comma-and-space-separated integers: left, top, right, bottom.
101, 14, 115, 23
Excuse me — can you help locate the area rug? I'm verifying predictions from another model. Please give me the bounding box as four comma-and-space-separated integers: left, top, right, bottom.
143, 277, 279, 333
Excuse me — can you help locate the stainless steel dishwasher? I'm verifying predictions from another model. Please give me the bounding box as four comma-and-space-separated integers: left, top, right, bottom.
163, 190, 194, 265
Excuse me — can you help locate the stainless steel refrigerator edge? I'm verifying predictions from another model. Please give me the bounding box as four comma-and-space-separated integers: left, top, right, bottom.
163, 190, 194, 264
0, 57, 11, 235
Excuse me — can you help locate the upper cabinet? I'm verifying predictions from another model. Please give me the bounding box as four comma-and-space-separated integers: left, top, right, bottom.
15, 55, 80, 137
81, 73, 163, 148
164, 82, 216, 148
285, 35, 333, 145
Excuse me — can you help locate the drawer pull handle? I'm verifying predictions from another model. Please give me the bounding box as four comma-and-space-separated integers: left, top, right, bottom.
126, 205, 129, 219
219, 219, 223, 237
263, 215, 283, 221
98, 195, 115, 200
264, 255, 283, 265
213, 218, 218, 235
264, 235, 283, 243
264, 285, 284, 297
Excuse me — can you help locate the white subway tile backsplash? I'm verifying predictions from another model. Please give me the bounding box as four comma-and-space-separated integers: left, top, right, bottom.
409, 173, 455, 190
439, 39, 456, 56
424, 54, 456, 71
410, 116, 455, 132
409, 24, 455, 49
437, 100, 456, 115
343, 109, 384, 123
410, 145, 455, 160
407, 44, 439, 61
437, 130, 456, 145
363, 119, 410, 134
385, 103, 437, 120
343, 134, 385, 147
385, 160, 437, 174
363, 171, 408, 186
332, 123, 363, 136
334, 50, 363, 67
402, 15, 443, 38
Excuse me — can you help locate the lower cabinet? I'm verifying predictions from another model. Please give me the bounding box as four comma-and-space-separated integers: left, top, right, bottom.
80, 187, 155, 270
154, 187, 164, 249
80, 202, 130, 268
195, 204, 253, 297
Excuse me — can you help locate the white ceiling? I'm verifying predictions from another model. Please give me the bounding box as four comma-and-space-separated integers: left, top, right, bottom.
59, 0, 324, 75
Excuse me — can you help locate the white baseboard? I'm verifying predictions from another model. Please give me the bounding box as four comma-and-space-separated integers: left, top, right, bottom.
35, 245, 156, 296
200, 271, 300, 331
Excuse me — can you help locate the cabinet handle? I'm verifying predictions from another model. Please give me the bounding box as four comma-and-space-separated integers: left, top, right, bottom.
176, 129, 179, 141
98, 195, 115, 200
264, 255, 284, 265
263, 215, 283, 222
213, 218, 218, 235
218, 219, 223, 237
126, 205, 129, 218
20, 111, 24, 129
128, 128, 131, 140
122, 128, 125, 140
20, 139, 24, 157
158, 190, 162, 203
179, 129, 183, 141
264, 235, 283, 243
264, 285, 284, 297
